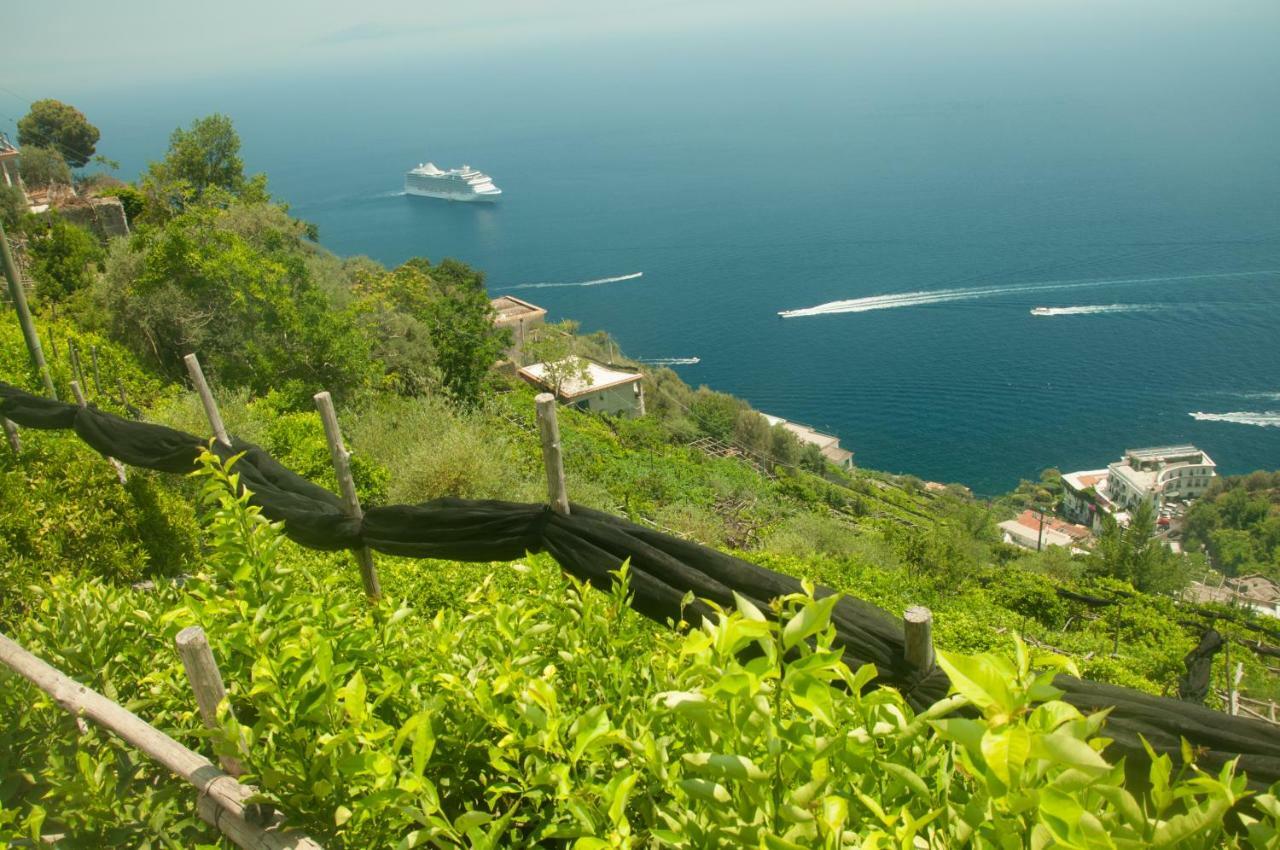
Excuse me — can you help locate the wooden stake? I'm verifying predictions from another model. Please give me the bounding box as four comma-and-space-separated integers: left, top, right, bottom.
90, 344, 103, 395
904, 605, 935, 672
117, 376, 129, 409
0, 632, 321, 850
1230, 662, 1243, 717
184, 353, 230, 447
314, 390, 380, 600
2, 418, 18, 454
175, 626, 245, 777
535, 393, 570, 516
68, 338, 84, 391
0, 220, 56, 398
71, 380, 127, 484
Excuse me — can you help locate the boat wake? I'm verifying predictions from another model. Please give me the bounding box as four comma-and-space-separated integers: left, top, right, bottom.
1030, 304, 1159, 317
639, 357, 701, 366
499, 272, 643, 291
777, 269, 1277, 318
1189, 411, 1280, 428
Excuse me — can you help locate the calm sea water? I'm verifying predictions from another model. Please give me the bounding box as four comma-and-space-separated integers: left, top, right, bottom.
58, 7, 1280, 494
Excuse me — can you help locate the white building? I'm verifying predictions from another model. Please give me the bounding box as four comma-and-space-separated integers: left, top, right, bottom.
1061, 469, 1114, 530
1184, 574, 1280, 619
518, 357, 645, 419
760, 413, 854, 470
490, 295, 546, 356
1107, 445, 1216, 511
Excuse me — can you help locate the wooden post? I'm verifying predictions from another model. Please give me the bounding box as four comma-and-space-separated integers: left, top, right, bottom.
314, 390, 380, 601
71, 380, 127, 484
1, 220, 56, 398
1229, 661, 1243, 717
1269, 700, 1276, 723
184, 353, 230, 447
175, 626, 245, 777
535, 393, 570, 516
0, 632, 321, 850
117, 376, 130, 409
69, 339, 87, 395
2, 418, 18, 454
904, 605, 935, 672
90, 344, 103, 395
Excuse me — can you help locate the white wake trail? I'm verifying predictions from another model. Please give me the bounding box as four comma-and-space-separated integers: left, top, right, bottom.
500, 272, 643, 291
1030, 304, 1159, 317
1189, 411, 1280, 428
778, 269, 1278, 318
639, 357, 701, 366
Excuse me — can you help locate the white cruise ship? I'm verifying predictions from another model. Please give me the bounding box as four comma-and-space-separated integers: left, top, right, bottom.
404, 162, 502, 202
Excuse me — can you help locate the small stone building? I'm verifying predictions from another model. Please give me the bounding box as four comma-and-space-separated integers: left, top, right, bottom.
490, 295, 546, 357
518, 357, 645, 419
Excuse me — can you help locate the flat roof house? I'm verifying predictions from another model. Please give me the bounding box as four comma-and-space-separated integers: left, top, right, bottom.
518, 356, 645, 419
998, 509, 1092, 552
760, 413, 854, 470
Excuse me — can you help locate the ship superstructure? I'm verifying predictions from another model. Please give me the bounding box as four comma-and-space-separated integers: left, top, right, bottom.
404, 162, 502, 202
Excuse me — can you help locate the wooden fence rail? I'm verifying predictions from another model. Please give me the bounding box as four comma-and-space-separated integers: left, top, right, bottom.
0, 631, 322, 850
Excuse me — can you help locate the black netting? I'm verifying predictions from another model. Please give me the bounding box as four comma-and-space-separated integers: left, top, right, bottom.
1, 380, 1277, 787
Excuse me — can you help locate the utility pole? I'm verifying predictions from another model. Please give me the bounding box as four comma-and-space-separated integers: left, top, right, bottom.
0, 220, 56, 398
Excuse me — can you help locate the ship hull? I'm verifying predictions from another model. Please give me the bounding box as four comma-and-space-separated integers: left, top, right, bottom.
404, 185, 502, 203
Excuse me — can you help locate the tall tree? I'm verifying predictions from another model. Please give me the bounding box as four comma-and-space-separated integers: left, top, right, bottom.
16, 100, 100, 168
143, 114, 265, 212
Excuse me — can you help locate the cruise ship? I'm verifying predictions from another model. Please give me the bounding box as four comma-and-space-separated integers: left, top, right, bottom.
404, 162, 502, 202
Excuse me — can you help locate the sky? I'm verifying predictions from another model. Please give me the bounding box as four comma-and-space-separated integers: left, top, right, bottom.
3, 0, 858, 95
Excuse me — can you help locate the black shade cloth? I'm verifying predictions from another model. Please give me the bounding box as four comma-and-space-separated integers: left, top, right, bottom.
1177, 629, 1222, 704
1057, 588, 1117, 608
1, 380, 1277, 788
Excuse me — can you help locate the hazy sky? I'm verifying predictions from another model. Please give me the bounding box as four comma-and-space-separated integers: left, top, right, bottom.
3, 0, 854, 95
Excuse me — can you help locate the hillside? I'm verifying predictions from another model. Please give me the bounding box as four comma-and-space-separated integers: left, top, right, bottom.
2, 114, 1279, 847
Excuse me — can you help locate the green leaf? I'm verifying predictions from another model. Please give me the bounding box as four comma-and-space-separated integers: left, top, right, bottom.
981, 725, 1030, 786
454, 810, 493, 833
334, 805, 353, 827
570, 705, 611, 761
679, 778, 731, 803
1034, 731, 1110, 773
782, 593, 840, 651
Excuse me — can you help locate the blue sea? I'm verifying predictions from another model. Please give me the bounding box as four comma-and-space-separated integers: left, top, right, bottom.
44, 5, 1280, 494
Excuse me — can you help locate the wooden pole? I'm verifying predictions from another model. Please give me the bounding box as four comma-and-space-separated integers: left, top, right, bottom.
0, 219, 56, 398
0, 632, 321, 850
1230, 661, 1243, 717
184, 353, 230, 447
2, 418, 18, 454
175, 626, 245, 777
71, 380, 127, 484
313, 390, 380, 601
69, 338, 86, 393
90, 344, 103, 395
534, 393, 570, 516
117, 375, 129, 409
904, 605, 935, 672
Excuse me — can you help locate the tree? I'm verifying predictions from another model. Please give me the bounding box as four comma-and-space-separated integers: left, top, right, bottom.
102, 202, 375, 406
522, 323, 589, 397
143, 114, 266, 213
352, 257, 510, 403
1087, 502, 1188, 593
16, 100, 99, 168
24, 212, 103, 302
18, 146, 72, 188
0, 185, 25, 230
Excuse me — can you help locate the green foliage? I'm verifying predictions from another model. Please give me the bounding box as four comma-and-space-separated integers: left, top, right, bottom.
22, 212, 104, 302
0, 184, 26, 230
0, 433, 199, 627
17, 145, 72, 188
1183, 472, 1280, 580
141, 114, 262, 214
2, 458, 1275, 847
16, 100, 99, 168
101, 201, 377, 406
1088, 502, 1190, 593
352, 258, 510, 400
